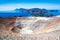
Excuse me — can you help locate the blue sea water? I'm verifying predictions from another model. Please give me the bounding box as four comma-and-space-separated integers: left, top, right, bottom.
0, 10, 60, 18
47, 10, 60, 16
0, 11, 32, 18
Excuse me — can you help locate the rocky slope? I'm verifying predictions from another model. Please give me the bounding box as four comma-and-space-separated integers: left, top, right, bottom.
0, 16, 60, 40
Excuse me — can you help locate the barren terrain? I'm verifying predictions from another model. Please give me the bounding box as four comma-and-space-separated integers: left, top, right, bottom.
0, 16, 60, 40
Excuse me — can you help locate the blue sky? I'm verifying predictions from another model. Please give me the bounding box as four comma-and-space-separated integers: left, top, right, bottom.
0, 0, 60, 11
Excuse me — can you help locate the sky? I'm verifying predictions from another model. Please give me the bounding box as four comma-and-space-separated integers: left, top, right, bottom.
0, 0, 60, 11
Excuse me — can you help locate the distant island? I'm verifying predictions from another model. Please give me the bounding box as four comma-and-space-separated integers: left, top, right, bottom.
15, 8, 60, 17
0, 8, 60, 18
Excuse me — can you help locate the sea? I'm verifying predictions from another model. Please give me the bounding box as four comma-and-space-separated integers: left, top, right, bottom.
0, 10, 60, 18
0, 11, 32, 18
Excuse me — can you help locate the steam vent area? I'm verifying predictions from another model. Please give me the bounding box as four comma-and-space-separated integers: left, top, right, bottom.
0, 16, 60, 40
